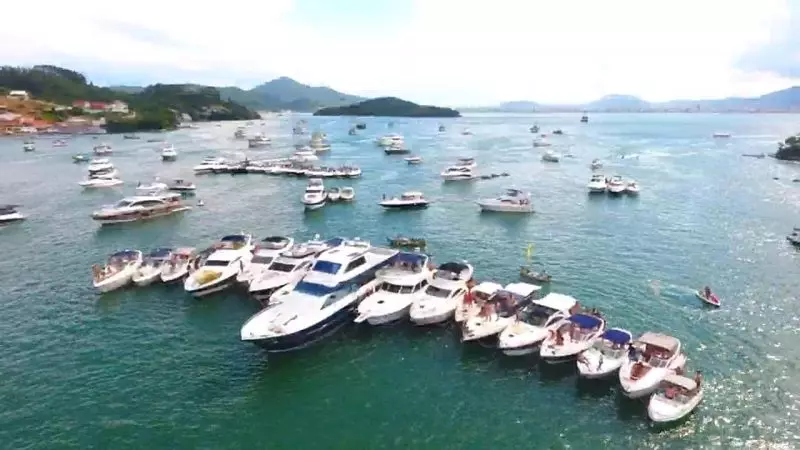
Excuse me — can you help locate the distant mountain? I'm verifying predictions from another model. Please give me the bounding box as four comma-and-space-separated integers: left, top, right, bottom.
218, 77, 364, 112
314, 97, 460, 118
108, 85, 144, 94
586, 95, 650, 110
498, 101, 540, 111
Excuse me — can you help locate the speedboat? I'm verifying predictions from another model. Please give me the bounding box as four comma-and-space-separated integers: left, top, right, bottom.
53, 139, 67, 147
79, 175, 124, 189
587, 174, 607, 193
340, 166, 362, 178
161, 144, 177, 161
576, 328, 633, 378
530, 125, 539, 133
409, 261, 474, 325
93, 143, 112, 155
542, 150, 560, 162
581, 114, 589, 123
461, 283, 542, 343
239, 239, 398, 352
787, 228, 800, 247
91, 192, 189, 225
302, 178, 326, 210
619, 332, 687, 398
539, 313, 607, 364
160, 247, 197, 283
590, 159, 603, 170
184, 234, 254, 297
136, 179, 168, 195
91, 250, 143, 293
327, 187, 341, 202
607, 175, 626, 194
441, 157, 478, 181
290, 150, 318, 163
168, 179, 196, 193
477, 188, 533, 213
248, 133, 271, 148
533, 139, 551, 147
379, 191, 429, 209
193, 157, 228, 174
236, 236, 294, 287
377, 133, 404, 147
439, 125, 446, 132
73, 154, 90, 163
340, 187, 355, 201
249, 237, 344, 303
309, 132, 331, 152
132, 248, 173, 286
625, 181, 640, 195
462, 129, 473, 135
455, 281, 502, 323
0, 204, 26, 223
712, 132, 731, 138
497, 292, 578, 356
405, 156, 423, 165
234, 127, 246, 139
648, 374, 704, 423
87, 158, 114, 174
384, 143, 410, 154
695, 288, 721, 307
354, 252, 434, 325
23, 141, 35, 152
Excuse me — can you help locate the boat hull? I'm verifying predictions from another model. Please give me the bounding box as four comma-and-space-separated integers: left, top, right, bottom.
477, 203, 533, 213
409, 305, 454, 325
245, 305, 354, 352
186, 273, 237, 297
358, 304, 411, 325
379, 202, 429, 209
94, 271, 134, 293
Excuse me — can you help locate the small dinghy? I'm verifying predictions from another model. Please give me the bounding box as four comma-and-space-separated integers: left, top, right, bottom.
695, 287, 720, 307
160, 247, 197, 283
340, 187, 355, 201
92, 250, 143, 293
648, 373, 704, 423
577, 328, 633, 379
132, 248, 173, 286
327, 187, 341, 202
519, 266, 551, 283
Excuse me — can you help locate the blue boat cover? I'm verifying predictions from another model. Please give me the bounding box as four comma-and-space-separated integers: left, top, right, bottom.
294, 281, 339, 296
312, 260, 342, 274
602, 328, 631, 344
111, 249, 139, 258
569, 314, 602, 329
394, 252, 427, 265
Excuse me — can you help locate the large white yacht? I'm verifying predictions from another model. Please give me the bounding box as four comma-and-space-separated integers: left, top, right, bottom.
587, 174, 607, 193
619, 332, 687, 398
193, 157, 229, 174
87, 158, 115, 174
409, 261, 474, 325
354, 252, 434, 325
476, 188, 533, 213
239, 239, 398, 352
440, 157, 477, 181
184, 234, 254, 297
461, 283, 542, 343
91, 193, 190, 225
302, 178, 326, 210
236, 236, 294, 287
497, 293, 577, 356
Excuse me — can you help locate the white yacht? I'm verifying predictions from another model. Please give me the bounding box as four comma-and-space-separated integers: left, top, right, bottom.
539, 313, 607, 364
249, 237, 344, 303
135, 179, 168, 195
239, 239, 398, 352
302, 178, 326, 210
23, 141, 35, 152
542, 150, 560, 162
79, 174, 124, 189
497, 293, 578, 356
619, 332, 687, 398
340, 187, 355, 201
377, 133, 404, 147
409, 262, 474, 325
461, 283, 542, 343
607, 175, 626, 194
0, 204, 26, 223
290, 150, 319, 163
93, 143, 113, 155
132, 247, 173, 286
476, 189, 533, 213
87, 158, 115, 174
626, 181, 640, 195
160, 247, 197, 283
91, 192, 190, 225
577, 328, 633, 379
441, 157, 477, 181
161, 144, 177, 161
309, 132, 331, 152
168, 179, 196, 193
405, 156, 423, 165
354, 252, 434, 325
193, 157, 229, 174
587, 174, 607, 193
327, 187, 341, 202
248, 133, 271, 148
91, 249, 143, 293
184, 234, 254, 297
234, 127, 246, 139
648, 375, 704, 423
455, 281, 502, 323
379, 191, 429, 209
236, 236, 294, 287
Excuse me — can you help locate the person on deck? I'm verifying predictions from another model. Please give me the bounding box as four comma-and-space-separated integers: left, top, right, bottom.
704, 286, 712, 299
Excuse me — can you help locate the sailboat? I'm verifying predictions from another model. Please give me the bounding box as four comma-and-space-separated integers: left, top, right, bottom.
519, 243, 552, 283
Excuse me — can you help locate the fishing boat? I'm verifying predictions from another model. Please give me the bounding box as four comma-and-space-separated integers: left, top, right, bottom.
695, 287, 720, 307
461, 283, 542, 343
619, 332, 687, 398
647, 374, 704, 423
160, 247, 197, 283
539, 312, 607, 364
497, 293, 578, 356
576, 328, 633, 378
91, 193, 190, 225
387, 236, 426, 249
91, 250, 143, 293
455, 281, 502, 323
132, 248, 173, 286
409, 261, 474, 325
184, 234, 254, 297
354, 252, 434, 325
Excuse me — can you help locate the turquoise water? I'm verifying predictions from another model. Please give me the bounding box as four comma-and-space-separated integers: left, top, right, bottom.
2, 113, 800, 449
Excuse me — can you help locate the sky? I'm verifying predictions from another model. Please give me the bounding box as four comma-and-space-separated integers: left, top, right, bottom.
1, 0, 799, 106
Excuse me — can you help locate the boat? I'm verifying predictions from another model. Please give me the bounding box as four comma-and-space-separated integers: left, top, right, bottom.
91, 250, 143, 293
461, 283, 542, 343
161, 144, 177, 161
123, 134, 139, 140
340, 187, 355, 201
405, 156, 423, 164
625, 181, 640, 195
302, 178, 327, 210
193, 157, 229, 174
455, 281, 503, 323
248, 133, 271, 148
587, 174, 607, 193
384, 143, 410, 154
234, 128, 246, 139
23, 141, 35, 152
542, 150, 560, 162
590, 159, 603, 170
135, 179, 168, 195
236, 236, 294, 287
309, 132, 331, 152
73, 154, 89, 163
348, 127, 357, 136
439, 125, 446, 132
607, 175, 626, 194
695, 287, 721, 307
619, 332, 688, 398
249, 237, 344, 303
387, 236, 426, 249
530, 125, 540, 133
355, 123, 366, 130
160, 247, 197, 283
581, 114, 589, 123
576, 328, 633, 378
787, 228, 800, 247
132, 248, 173, 286
0, 204, 25, 223
327, 187, 341, 202
184, 234, 254, 297
440, 157, 478, 181
87, 158, 114, 174
354, 252, 434, 325
647, 374, 704, 423
239, 239, 398, 352
539, 313, 607, 363
290, 150, 318, 163
497, 293, 578, 356
409, 262, 474, 325
712, 132, 731, 138
93, 143, 113, 155
376, 133, 404, 147
53, 139, 67, 147
91, 192, 190, 225
79, 174, 124, 189
168, 179, 196, 193
477, 188, 533, 213
533, 140, 551, 148
340, 166, 362, 178
552, 129, 564, 135
519, 266, 551, 283
462, 129, 473, 135
379, 191, 429, 209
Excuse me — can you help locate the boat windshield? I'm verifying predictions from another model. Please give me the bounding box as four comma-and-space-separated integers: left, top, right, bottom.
114, 199, 135, 207
521, 305, 555, 326
424, 285, 451, 298
204, 260, 230, 267
269, 261, 296, 273
381, 282, 414, 294
252, 255, 274, 265
312, 260, 341, 274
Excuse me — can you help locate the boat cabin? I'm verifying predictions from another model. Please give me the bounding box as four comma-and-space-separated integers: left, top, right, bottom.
435, 262, 471, 281
216, 234, 250, 250
634, 332, 681, 368
552, 314, 604, 342
521, 293, 577, 327
470, 281, 502, 304
659, 374, 701, 400
485, 282, 542, 317
593, 328, 633, 358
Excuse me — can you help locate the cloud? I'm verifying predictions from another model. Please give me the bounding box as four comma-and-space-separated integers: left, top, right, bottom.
738, 0, 800, 78
0, 0, 797, 105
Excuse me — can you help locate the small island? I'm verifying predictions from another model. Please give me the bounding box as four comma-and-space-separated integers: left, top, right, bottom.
775, 134, 800, 161
313, 97, 460, 118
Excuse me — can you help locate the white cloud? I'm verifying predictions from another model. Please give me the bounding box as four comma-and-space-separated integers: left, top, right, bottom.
0, 0, 797, 105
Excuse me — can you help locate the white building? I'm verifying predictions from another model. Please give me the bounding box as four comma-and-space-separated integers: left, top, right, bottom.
7, 90, 30, 100
105, 100, 129, 114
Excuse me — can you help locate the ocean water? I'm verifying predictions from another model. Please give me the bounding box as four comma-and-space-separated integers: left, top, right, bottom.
1, 113, 800, 449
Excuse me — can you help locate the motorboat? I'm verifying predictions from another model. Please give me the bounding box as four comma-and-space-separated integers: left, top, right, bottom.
542, 150, 560, 162
93, 143, 113, 155
355, 123, 366, 130
587, 174, 607, 193
123, 134, 139, 140
340, 187, 355, 201
497, 293, 578, 356
132, 248, 173, 286
441, 163, 478, 181
348, 127, 357, 136
533, 139, 551, 147
455, 281, 502, 323
476, 188, 533, 213
239, 239, 399, 352
539, 313, 607, 364
309, 133, 331, 152
590, 159, 603, 170
234, 127, 246, 139
354, 252, 434, 325
161, 144, 177, 161
379, 191, 429, 209
787, 228, 800, 247
519, 266, 552, 283
290, 150, 318, 163
91, 249, 143, 293
552, 129, 564, 135
607, 175, 626, 194
248, 133, 271, 148
184, 234, 254, 297
581, 114, 589, 123
135, 179, 168, 195
625, 181, 640, 195
409, 261, 474, 325
340, 166, 362, 178
87, 158, 114, 174
648, 374, 704, 423
249, 237, 344, 303
160, 247, 197, 283
91, 192, 190, 225
73, 154, 89, 163
619, 332, 687, 398
384, 143, 410, 154
79, 174, 124, 189
462, 129, 473, 135
236, 236, 294, 287
712, 132, 731, 138
405, 156, 423, 165
376, 133, 404, 147
387, 236, 426, 249
0, 204, 25, 223
168, 179, 196, 193
23, 140, 35, 152
53, 139, 67, 147
193, 157, 229, 174
530, 125, 540, 133
327, 187, 341, 202
302, 178, 326, 210
695, 288, 721, 307
576, 328, 633, 378
461, 283, 542, 343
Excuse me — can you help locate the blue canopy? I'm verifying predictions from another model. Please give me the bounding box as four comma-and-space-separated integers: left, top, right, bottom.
602, 328, 632, 344
148, 247, 173, 258
569, 314, 602, 329
294, 281, 339, 296
394, 252, 428, 266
